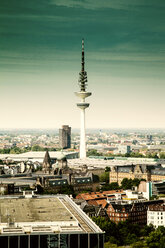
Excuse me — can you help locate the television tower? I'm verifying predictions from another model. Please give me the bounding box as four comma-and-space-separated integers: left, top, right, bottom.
75, 39, 92, 159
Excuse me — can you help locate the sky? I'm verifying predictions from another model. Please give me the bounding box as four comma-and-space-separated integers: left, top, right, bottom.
0, 0, 165, 129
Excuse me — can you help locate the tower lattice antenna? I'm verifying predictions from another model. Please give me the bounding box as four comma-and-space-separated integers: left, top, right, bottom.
78, 39, 88, 92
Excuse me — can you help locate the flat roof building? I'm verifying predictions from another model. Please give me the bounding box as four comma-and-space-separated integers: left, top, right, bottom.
0, 194, 104, 248
0, 151, 78, 163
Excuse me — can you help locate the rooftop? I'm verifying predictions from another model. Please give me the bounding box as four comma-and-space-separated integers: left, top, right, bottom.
0, 194, 103, 235
0, 151, 78, 162
76, 190, 124, 201
0, 197, 73, 223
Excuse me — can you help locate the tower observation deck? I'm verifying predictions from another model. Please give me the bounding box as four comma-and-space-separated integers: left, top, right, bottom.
75, 39, 92, 159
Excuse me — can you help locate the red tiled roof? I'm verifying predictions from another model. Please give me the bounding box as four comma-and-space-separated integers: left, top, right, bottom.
88, 199, 107, 208
76, 190, 124, 201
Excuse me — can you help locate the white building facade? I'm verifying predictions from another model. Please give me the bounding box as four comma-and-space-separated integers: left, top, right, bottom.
147, 205, 165, 227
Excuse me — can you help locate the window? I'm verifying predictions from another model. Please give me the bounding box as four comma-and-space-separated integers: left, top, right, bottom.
70, 235, 78, 248
90, 234, 99, 248
30, 235, 38, 248
20, 236, 28, 248
99, 234, 104, 248
60, 234, 68, 248
0, 237, 8, 248
80, 234, 88, 248
40, 235, 50, 248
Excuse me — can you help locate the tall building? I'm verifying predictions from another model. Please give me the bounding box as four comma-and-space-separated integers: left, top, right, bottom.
59, 125, 71, 149
75, 39, 92, 159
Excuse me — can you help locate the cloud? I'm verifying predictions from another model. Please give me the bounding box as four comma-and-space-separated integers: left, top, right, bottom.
51, 0, 165, 10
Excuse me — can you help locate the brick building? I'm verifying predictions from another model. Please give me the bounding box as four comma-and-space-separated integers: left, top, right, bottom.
107, 200, 163, 225
76, 191, 163, 225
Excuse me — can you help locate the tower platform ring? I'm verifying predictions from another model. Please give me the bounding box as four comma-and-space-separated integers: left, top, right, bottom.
77, 103, 90, 109
75, 92, 92, 99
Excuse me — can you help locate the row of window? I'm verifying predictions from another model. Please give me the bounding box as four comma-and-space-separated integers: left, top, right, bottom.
0, 234, 104, 248
109, 213, 127, 217
110, 218, 124, 221
149, 216, 163, 220
149, 212, 164, 215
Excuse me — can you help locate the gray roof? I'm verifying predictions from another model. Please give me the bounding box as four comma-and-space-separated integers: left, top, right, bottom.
49, 179, 68, 186
116, 164, 164, 175
74, 177, 92, 184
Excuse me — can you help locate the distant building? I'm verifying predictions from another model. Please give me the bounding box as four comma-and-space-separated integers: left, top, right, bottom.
114, 145, 131, 155
0, 151, 78, 163
110, 164, 165, 185
147, 134, 153, 142
59, 125, 71, 149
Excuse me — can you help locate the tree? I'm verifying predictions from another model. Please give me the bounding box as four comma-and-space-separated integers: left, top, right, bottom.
159, 152, 165, 159
99, 172, 109, 183
105, 166, 110, 172
121, 178, 133, 189
121, 178, 141, 190
31, 145, 45, 151
147, 153, 159, 159
132, 178, 141, 187
0, 148, 11, 154
131, 241, 148, 248
140, 224, 155, 237
92, 216, 158, 247
104, 242, 118, 248
101, 182, 120, 191
145, 226, 165, 248
10, 147, 22, 154
87, 149, 103, 157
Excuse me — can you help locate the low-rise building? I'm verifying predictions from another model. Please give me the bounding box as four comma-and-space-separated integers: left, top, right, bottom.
0, 194, 104, 248
77, 191, 163, 226
138, 180, 165, 199
107, 200, 163, 225
148, 204, 165, 227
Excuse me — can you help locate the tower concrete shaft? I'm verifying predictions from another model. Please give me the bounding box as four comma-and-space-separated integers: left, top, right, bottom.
75, 39, 92, 159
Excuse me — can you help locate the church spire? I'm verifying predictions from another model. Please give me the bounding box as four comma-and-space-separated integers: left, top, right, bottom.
43, 149, 52, 173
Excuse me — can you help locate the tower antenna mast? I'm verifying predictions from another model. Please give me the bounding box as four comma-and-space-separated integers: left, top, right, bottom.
75, 39, 92, 159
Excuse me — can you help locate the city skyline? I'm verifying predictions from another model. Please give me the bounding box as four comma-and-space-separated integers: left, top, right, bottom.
0, 0, 165, 129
